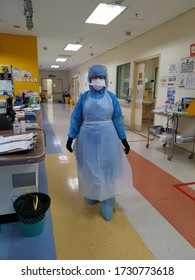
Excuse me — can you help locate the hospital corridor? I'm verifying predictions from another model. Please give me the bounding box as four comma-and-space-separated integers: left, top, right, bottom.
0, 102, 195, 260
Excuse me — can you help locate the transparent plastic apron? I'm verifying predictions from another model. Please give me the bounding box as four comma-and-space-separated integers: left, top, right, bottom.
74, 91, 133, 201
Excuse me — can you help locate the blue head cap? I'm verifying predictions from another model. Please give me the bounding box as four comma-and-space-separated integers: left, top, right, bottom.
87, 64, 108, 83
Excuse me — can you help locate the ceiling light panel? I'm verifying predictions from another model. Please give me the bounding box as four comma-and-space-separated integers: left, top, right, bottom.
64, 44, 83, 51
51, 65, 59, 68
85, 3, 127, 25
55, 58, 67, 62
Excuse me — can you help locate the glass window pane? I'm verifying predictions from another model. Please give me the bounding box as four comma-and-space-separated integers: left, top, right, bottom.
116, 63, 130, 99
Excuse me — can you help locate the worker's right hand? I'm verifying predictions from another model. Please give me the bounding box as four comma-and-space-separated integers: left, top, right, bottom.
66, 137, 73, 153
121, 138, 130, 154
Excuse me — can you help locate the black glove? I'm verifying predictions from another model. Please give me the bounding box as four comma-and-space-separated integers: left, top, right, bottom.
121, 138, 130, 154
66, 137, 73, 153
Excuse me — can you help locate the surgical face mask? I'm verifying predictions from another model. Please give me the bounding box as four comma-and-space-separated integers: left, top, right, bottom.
90, 78, 106, 91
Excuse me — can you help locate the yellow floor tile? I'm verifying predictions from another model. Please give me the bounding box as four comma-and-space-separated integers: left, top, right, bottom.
45, 153, 154, 260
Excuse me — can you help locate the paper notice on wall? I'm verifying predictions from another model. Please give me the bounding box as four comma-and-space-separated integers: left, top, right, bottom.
168, 63, 179, 75
167, 75, 177, 88
167, 88, 176, 104
12, 67, 21, 78
159, 76, 168, 87
178, 57, 195, 89
22, 71, 31, 78
136, 87, 143, 99
0, 80, 12, 91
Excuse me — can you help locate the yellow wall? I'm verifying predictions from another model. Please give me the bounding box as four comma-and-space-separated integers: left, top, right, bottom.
0, 33, 39, 96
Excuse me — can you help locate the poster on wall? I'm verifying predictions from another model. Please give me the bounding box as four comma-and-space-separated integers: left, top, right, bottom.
22, 70, 31, 78
0, 64, 13, 96
0, 65, 12, 80
167, 63, 178, 88
178, 57, 195, 89
190, 43, 195, 57
168, 63, 179, 76
159, 76, 168, 87
167, 88, 176, 104
159, 63, 178, 88
12, 67, 21, 78
167, 76, 177, 88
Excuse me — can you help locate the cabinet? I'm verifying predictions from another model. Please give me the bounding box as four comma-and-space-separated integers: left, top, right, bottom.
0, 112, 45, 223
146, 110, 195, 160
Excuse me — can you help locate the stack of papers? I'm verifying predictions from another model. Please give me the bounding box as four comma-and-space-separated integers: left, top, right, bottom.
0, 133, 37, 154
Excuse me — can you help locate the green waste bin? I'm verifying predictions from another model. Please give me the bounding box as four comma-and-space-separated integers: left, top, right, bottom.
13, 192, 51, 237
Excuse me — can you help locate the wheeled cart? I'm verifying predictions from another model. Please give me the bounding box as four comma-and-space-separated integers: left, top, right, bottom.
146, 110, 195, 161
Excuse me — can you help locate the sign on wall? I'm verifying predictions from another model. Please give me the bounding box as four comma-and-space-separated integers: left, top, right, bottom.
178, 57, 195, 89
190, 43, 195, 57
0, 64, 13, 96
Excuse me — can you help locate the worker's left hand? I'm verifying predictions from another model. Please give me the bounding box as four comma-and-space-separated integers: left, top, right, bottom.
121, 139, 130, 154
66, 137, 73, 153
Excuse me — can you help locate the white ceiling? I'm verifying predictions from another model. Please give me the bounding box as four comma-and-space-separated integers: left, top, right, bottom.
0, 0, 195, 71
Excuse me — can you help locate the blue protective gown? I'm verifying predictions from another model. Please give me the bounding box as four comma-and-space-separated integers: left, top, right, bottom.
68, 87, 134, 201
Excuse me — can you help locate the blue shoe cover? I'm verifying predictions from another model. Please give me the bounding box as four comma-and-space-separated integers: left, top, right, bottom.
100, 198, 116, 221
86, 198, 98, 205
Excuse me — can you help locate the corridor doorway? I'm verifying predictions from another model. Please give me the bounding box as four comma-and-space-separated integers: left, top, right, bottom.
71, 76, 80, 103
41, 78, 63, 102
131, 56, 159, 133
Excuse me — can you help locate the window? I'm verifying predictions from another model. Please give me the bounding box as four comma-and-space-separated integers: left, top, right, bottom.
116, 63, 130, 99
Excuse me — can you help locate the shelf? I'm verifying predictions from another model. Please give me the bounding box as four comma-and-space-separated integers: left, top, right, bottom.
146, 111, 195, 160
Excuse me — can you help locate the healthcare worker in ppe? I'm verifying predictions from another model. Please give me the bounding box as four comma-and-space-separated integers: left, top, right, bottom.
66, 64, 134, 221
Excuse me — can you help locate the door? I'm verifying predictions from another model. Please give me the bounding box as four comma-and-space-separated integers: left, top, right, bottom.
52, 79, 63, 102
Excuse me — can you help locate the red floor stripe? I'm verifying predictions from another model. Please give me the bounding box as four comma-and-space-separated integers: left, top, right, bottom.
173, 182, 195, 202
128, 150, 195, 248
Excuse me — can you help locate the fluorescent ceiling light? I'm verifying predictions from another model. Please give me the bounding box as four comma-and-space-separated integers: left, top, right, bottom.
55, 58, 67, 62
51, 65, 59, 69
85, 3, 127, 25
64, 44, 83, 51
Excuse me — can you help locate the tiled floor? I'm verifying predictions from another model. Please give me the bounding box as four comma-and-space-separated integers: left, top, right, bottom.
0, 102, 194, 260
